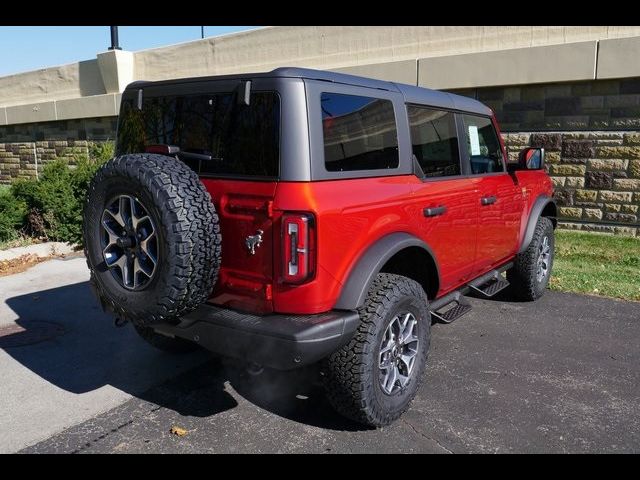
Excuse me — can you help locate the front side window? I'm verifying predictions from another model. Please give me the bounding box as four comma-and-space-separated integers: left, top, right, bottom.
407, 106, 460, 178
321, 92, 399, 172
117, 91, 280, 178
461, 114, 505, 174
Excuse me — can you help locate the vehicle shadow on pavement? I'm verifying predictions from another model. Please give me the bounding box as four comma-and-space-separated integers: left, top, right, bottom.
158, 358, 369, 432
2, 281, 367, 432
221, 361, 369, 431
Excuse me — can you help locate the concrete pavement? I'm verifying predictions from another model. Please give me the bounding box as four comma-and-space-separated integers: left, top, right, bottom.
0, 256, 208, 453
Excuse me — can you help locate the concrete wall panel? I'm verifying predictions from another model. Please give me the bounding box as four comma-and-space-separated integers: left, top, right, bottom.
419, 41, 597, 90
6, 101, 57, 124
597, 36, 640, 79
0, 60, 105, 108
332, 60, 417, 85
56, 94, 118, 120
133, 26, 640, 83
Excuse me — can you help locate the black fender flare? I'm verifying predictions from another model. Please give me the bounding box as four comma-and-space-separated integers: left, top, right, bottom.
334, 232, 440, 310
518, 195, 557, 253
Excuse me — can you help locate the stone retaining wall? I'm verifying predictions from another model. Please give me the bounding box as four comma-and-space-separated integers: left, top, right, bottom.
0, 117, 117, 143
449, 78, 640, 132
504, 131, 639, 236
0, 140, 93, 182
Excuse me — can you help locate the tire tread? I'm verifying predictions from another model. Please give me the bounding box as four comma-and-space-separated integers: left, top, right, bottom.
83, 154, 222, 326
322, 273, 430, 427
508, 216, 554, 301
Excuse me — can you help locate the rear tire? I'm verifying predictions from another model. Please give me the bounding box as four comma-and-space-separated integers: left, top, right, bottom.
322, 274, 431, 427
508, 216, 555, 301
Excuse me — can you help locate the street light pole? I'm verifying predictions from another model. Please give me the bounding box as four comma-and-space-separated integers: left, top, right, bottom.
201, 26, 205, 39
109, 26, 121, 50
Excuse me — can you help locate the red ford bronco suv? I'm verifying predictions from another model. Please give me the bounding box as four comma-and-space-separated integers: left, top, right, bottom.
83, 68, 556, 427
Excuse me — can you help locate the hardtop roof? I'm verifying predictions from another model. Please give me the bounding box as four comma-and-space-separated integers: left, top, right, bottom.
127, 67, 492, 116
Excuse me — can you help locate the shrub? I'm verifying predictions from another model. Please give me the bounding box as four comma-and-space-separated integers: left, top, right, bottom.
12, 160, 79, 242
11, 152, 109, 245
0, 187, 27, 242
0, 141, 113, 247
89, 141, 115, 164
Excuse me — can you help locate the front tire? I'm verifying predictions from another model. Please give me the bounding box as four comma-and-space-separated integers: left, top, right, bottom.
322, 274, 431, 427
508, 216, 555, 301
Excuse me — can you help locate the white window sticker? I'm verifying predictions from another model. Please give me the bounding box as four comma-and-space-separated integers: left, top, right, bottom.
468, 125, 481, 156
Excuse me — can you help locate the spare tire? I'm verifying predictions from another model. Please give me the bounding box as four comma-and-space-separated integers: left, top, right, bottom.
83, 153, 222, 326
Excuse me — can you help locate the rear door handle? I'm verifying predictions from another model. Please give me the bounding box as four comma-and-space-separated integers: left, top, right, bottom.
423, 206, 447, 217
481, 196, 497, 206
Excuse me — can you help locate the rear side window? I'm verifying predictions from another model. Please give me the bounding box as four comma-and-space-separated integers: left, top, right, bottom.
407, 106, 460, 177
116, 91, 280, 178
461, 114, 504, 174
321, 92, 399, 172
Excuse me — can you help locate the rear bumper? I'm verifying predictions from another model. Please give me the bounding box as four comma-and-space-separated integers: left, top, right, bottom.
152, 304, 360, 370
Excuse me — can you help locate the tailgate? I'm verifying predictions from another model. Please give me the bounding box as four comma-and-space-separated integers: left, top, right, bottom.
202, 178, 277, 314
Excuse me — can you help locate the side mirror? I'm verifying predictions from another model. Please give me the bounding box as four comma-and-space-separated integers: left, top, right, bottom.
508, 147, 545, 172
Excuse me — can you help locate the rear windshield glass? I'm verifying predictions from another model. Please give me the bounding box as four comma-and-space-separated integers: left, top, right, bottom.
116, 91, 280, 178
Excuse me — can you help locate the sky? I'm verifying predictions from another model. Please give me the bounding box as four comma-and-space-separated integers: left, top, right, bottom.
0, 26, 262, 76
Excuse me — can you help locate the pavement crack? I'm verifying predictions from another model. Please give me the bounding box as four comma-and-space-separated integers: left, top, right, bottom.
69, 403, 164, 454
70, 419, 135, 454
401, 419, 454, 454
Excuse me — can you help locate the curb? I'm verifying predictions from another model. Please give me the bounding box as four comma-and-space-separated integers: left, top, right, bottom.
0, 242, 77, 262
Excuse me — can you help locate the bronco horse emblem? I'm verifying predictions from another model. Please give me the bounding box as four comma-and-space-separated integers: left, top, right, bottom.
245, 229, 264, 255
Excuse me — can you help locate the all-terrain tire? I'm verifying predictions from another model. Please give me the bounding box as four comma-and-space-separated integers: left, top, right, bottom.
134, 325, 200, 354
83, 153, 222, 326
507, 216, 554, 301
322, 273, 431, 427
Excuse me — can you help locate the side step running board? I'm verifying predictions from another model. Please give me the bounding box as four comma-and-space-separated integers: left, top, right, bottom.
468, 273, 510, 298
428, 262, 513, 324
429, 292, 472, 324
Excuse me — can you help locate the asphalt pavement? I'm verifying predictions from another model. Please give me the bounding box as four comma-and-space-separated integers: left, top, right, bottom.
1, 257, 638, 453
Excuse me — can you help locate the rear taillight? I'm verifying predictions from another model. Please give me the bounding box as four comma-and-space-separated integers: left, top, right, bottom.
282, 213, 316, 284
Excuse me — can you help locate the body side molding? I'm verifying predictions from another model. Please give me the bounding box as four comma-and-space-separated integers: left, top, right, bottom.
334, 232, 440, 310
518, 195, 557, 253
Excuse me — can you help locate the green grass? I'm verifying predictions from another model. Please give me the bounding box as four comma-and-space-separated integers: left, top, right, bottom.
550, 230, 640, 301
0, 184, 9, 194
